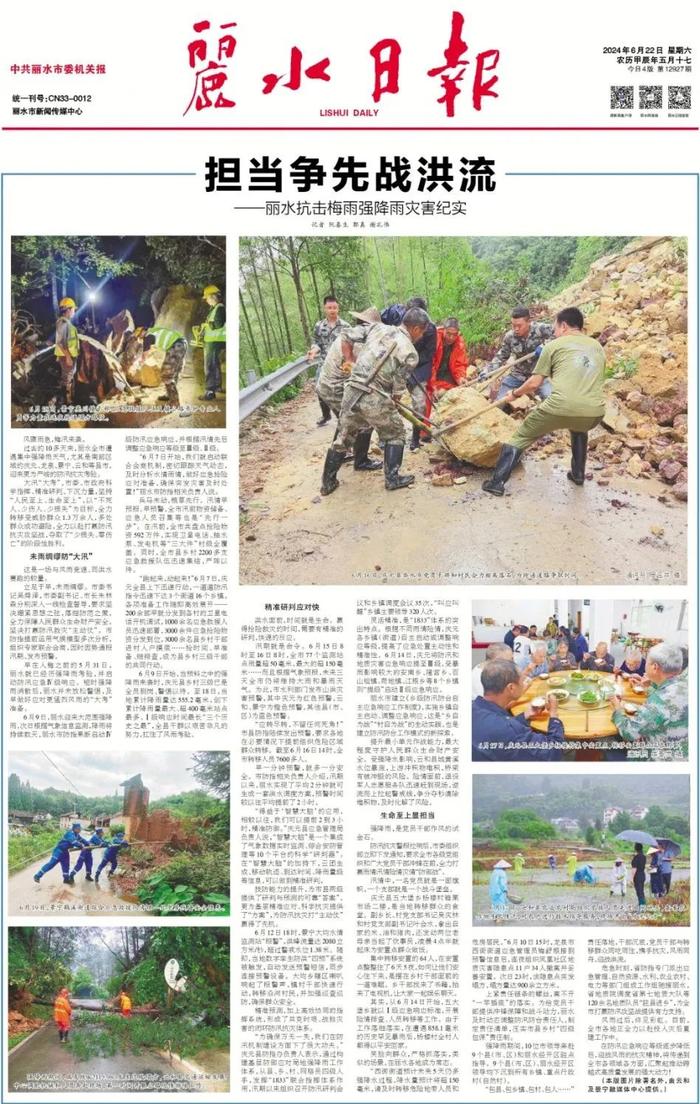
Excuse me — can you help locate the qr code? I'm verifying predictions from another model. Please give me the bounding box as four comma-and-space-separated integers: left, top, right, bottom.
639, 85, 662, 109
610, 85, 633, 109
668, 85, 691, 109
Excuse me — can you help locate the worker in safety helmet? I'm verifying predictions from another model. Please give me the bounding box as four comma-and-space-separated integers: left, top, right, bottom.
201, 285, 226, 401
94, 831, 130, 883
55, 297, 80, 406
69, 825, 106, 882
34, 823, 85, 885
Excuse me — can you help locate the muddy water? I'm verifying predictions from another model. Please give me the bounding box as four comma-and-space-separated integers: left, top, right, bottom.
472, 867, 690, 927
239, 386, 687, 586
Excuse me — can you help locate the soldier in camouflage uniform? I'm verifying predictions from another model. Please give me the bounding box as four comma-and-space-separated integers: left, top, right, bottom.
320, 308, 429, 496
479, 306, 554, 400
610, 642, 688, 762
316, 308, 382, 417
308, 295, 349, 425
143, 327, 190, 418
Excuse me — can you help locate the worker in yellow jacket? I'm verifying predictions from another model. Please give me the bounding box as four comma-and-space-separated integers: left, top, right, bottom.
54, 297, 80, 406
200, 285, 226, 400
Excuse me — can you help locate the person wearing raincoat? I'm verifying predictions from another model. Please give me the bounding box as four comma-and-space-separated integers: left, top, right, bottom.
489, 859, 512, 922
610, 857, 628, 897
566, 853, 578, 880
118, 989, 133, 1017
513, 852, 525, 875
53, 988, 72, 1043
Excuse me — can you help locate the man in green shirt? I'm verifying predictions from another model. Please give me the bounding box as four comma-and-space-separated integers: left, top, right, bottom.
482, 307, 606, 496
610, 642, 688, 761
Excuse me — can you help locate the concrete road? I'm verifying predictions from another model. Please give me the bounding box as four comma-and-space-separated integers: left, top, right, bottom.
8, 1024, 200, 1093
8, 852, 150, 918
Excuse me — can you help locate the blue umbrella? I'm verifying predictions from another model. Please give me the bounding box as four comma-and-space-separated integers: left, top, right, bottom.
656, 838, 681, 858
616, 829, 659, 847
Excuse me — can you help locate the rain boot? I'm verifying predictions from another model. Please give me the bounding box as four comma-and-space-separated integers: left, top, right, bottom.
409, 425, 422, 451
567, 431, 588, 485
353, 430, 382, 471
320, 449, 345, 496
482, 444, 522, 496
85, 874, 94, 882
384, 442, 414, 491
317, 398, 332, 426
33, 874, 41, 883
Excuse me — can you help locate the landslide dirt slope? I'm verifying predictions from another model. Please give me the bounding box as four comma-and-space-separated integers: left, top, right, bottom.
544, 236, 688, 499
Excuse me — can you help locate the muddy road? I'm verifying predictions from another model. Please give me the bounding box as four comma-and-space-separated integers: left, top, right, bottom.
239, 385, 686, 587
9, 852, 151, 918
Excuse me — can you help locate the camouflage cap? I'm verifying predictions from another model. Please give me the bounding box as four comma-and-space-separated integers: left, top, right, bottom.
343, 324, 371, 344
350, 307, 382, 325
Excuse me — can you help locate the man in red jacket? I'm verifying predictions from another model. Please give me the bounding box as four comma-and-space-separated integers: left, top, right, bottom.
420, 318, 468, 446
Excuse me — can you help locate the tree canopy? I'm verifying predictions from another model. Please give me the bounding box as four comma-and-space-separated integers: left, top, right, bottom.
238, 235, 635, 383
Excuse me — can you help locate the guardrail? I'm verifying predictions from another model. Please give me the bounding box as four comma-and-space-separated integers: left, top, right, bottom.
239, 355, 311, 422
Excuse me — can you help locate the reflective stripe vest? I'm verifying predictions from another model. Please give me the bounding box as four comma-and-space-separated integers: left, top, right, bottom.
147, 327, 184, 351
54, 996, 71, 1025
55, 317, 79, 358
203, 304, 226, 343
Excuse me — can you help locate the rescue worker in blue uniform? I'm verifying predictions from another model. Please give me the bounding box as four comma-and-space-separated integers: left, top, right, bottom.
33, 823, 86, 885
94, 832, 130, 883
69, 826, 106, 882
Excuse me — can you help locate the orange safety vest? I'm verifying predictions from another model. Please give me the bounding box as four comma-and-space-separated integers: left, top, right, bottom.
53, 995, 71, 1029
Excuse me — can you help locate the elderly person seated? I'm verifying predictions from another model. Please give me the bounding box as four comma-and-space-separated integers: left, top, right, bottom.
614, 646, 646, 679
548, 639, 578, 672
522, 643, 550, 681
581, 641, 615, 672
472, 659, 565, 762
611, 641, 688, 761
471, 642, 513, 699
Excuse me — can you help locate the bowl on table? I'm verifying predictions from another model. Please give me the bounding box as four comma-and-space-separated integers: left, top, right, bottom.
548, 676, 567, 688
578, 689, 599, 707
549, 689, 570, 703
530, 696, 547, 716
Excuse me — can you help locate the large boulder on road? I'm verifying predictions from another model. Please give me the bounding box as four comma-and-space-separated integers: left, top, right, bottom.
431, 387, 518, 468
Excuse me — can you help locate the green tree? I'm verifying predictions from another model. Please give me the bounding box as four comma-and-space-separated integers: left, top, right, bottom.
11, 236, 137, 315
189, 752, 230, 800
494, 808, 554, 841
609, 811, 631, 833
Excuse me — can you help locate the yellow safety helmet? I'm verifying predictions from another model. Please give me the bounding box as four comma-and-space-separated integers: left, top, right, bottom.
202, 285, 221, 298
59, 297, 77, 310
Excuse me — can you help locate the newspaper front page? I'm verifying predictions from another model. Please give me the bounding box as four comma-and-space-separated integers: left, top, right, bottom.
1, 2, 698, 1102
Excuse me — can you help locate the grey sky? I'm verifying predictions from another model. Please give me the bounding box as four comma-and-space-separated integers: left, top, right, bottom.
8, 749, 227, 800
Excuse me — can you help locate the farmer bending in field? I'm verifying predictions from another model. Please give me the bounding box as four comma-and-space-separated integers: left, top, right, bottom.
482, 307, 606, 496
